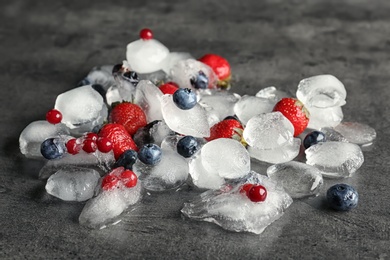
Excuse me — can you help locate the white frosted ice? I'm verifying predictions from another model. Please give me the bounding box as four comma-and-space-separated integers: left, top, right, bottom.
134, 80, 164, 122
320, 127, 349, 142
181, 171, 293, 234
45, 167, 100, 201
305, 141, 364, 178
267, 161, 323, 198
19, 120, 70, 158
296, 75, 347, 108
161, 52, 193, 74
234, 95, 275, 125
126, 39, 169, 74
198, 91, 240, 121
161, 95, 210, 138
334, 122, 376, 146
201, 138, 250, 179
307, 105, 343, 129
255, 86, 290, 103
133, 149, 189, 191
85, 65, 115, 90
243, 112, 294, 150
248, 138, 301, 164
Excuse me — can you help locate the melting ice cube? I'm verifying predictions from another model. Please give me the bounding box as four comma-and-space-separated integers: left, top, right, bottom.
198, 91, 240, 121
255, 86, 290, 103
248, 138, 301, 164
134, 80, 164, 122
161, 52, 193, 74
234, 95, 275, 125
307, 105, 343, 129
334, 122, 376, 146
82, 65, 115, 90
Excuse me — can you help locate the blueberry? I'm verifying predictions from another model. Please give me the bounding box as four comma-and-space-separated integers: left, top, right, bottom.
326, 184, 358, 211
177, 136, 200, 158
138, 143, 162, 166
303, 131, 326, 149
133, 120, 161, 148
190, 70, 208, 89
40, 138, 65, 160
173, 88, 197, 110
114, 149, 138, 170
122, 71, 139, 86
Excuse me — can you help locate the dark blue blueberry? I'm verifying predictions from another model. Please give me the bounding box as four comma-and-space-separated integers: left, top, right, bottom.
122, 71, 139, 86
326, 184, 358, 211
173, 88, 197, 110
177, 136, 200, 158
77, 78, 91, 87
303, 131, 326, 149
114, 149, 138, 170
190, 70, 208, 89
138, 143, 162, 166
40, 138, 65, 160
91, 84, 106, 102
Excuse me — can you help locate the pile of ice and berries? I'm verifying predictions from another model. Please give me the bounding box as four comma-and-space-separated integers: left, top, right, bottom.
19, 29, 375, 233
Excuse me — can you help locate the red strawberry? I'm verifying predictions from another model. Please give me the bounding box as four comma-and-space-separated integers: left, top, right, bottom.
109, 102, 147, 136
98, 123, 138, 160
159, 82, 179, 95
273, 98, 310, 137
198, 54, 231, 89
205, 119, 244, 142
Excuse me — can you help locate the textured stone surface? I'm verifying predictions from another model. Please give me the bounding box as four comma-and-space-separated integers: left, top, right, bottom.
1, 0, 390, 259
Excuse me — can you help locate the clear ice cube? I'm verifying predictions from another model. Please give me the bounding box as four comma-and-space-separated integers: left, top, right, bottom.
307, 105, 343, 129
161, 95, 210, 138
296, 74, 347, 108
267, 161, 323, 198
255, 86, 290, 103
84, 65, 115, 90
305, 141, 364, 178
198, 91, 240, 121
234, 95, 275, 125
334, 122, 376, 146
320, 127, 349, 142
45, 167, 100, 202
181, 171, 293, 234
134, 80, 164, 122
243, 112, 294, 150
248, 138, 301, 164
19, 120, 70, 158
161, 52, 193, 74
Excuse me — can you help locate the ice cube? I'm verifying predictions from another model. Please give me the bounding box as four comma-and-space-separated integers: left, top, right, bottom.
105, 85, 122, 106
19, 120, 70, 158
133, 80, 164, 122
267, 161, 323, 198
334, 122, 376, 146
243, 112, 294, 150
79, 173, 142, 229
170, 59, 218, 89
201, 138, 250, 179
161, 52, 193, 74
306, 105, 343, 129
138, 70, 167, 85
248, 138, 301, 164
45, 167, 100, 201
126, 38, 169, 74
198, 91, 240, 121
161, 95, 210, 138
54, 86, 108, 134
320, 127, 349, 142
181, 171, 293, 234
305, 142, 364, 178
134, 120, 175, 149
133, 149, 189, 191
83, 65, 115, 90
234, 95, 275, 125
296, 75, 347, 108
255, 86, 290, 103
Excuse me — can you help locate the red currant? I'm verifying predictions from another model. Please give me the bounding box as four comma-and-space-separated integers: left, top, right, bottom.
85, 132, 99, 142
247, 185, 267, 202
102, 175, 119, 190
82, 139, 97, 153
120, 170, 138, 188
66, 138, 81, 155
46, 109, 62, 124
96, 137, 113, 153
240, 183, 254, 195
140, 28, 153, 40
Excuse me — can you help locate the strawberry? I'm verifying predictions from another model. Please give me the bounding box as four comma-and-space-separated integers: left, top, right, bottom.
98, 123, 138, 160
205, 119, 244, 142
109, 102, 147, 136
273, 98, 310, 137
198, 54, 231, 89
159, 81, 179, 95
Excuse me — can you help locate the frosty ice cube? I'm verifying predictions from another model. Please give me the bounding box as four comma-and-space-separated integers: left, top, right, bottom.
45, 167, 100, 201
82, 65, 115, 90
267, 161, 323, 198
134, 80, 164, 122
307, 105, 343, 129
334, 122, 376, 146
181, 171, 293, 234
248, 138, 301, 164
305, 142, 364, 178
198, 91, 240, 121
296, 74, 347, 108
234, 95, 275, 125
19, 120, 70, 158
255, 86, 290, 103
161, 52, 193, 74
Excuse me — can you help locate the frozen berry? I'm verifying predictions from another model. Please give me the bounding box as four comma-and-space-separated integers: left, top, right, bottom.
96, 137, 113, 153
173, 88, 197, 110
138, 143, 162, 165
66, 138, 81, 155
247, 184, 267, 202
41, 138, 65, 159
140, 28, 153, 40
303, 131, 326, 149
190, 71, 208, 89
46, 109, 62, 124
114, 149, 138, 170
176, 136, 200, 158
102, 175, 119, 191
326, 184, 358, 211
82, 139, 97, 153
120, 170, 138, 188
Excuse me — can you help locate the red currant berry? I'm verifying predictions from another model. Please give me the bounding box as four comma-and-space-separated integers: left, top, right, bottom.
240, 183, 254, 195
85, 132, 99, 142
46, 109, 62, 124
82, 139, 97, 153
120, 170, 138, 188
247, 185, 267, 202
66, 138, 81, 155
140, 28, 153, 40
101, 175, 119, 190
96, 137, 113, 153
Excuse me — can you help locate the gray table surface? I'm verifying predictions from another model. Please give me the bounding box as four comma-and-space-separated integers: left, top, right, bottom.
1, 0, 389, 259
